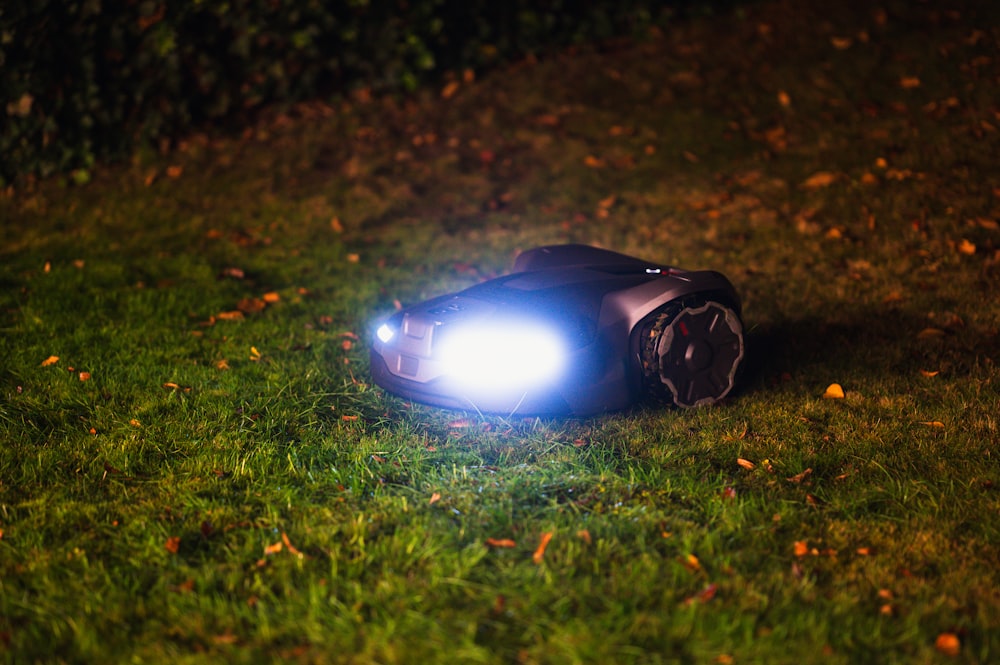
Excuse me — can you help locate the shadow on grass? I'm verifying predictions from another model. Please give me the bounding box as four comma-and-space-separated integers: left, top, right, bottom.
742, 304, 999, 394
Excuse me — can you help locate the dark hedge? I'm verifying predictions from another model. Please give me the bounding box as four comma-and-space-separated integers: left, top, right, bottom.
0, 1, 711, 185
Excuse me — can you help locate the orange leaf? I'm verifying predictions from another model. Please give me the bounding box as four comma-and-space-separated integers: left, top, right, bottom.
262, 292, 280, 303
78, 372, 91, 381
165, 536, 181, 554
576, 529, 592, 545
41, 355, 60, 367
920, 370, 939, 377
793, 541, 809, 557
917, 327, 945, 339
822, 383, 845, 399
801, 171, 837, 189
532, 532, 553, 564
129, 419, 141, 427
216, 310, 244, 321
680, 553, 701, 572
935, 633, 960, 657
918, 421, 945, 428
485, 538, 516, 548
281, 532, 303, 558
429, 492, 441, 505
263, 541, 283, 556
958, 239, 976, 255
737, 458, 755, 470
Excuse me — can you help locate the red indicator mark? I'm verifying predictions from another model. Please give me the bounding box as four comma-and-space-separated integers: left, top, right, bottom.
679, 321, 690, 337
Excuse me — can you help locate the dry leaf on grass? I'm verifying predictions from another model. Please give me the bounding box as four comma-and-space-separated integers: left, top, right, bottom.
801, 171, 837, 189
823, 383, 845, 399
533, 532, 553, 564
485, 538, 516, 548
41, 355, 59, 367
935, 633, 960, 656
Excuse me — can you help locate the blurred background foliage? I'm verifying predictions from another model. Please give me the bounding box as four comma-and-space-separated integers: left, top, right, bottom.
0, 0, 727, 185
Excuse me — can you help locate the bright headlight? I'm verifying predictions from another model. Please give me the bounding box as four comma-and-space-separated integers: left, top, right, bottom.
376, 323, 395, 344
439, 322, 565, 391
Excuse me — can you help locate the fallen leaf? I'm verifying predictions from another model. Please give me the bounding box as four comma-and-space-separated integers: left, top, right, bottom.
935, 633, 960, 657
920, 370, 939, 377
341, 415, 359, 422
129, 419, 141, 427
263, 541, 283, 556
737, 458, 756, 470
680, 553, 701, 572
165, 536, 181, 554
216, 359, 230, 370
262, 292, 280, 303
166, 165, 183, 179
237, 298, 266, 314
429, 492, 441, 505
777, 90, 791, 107
281, 532, 303, 558
793, 541, 809, 557
684, 583, 718, 605
899, 76, 921, 89
856, 547, 871, 556
41, 355, 59, 367
448, 418, 472, 429
823, 383, 845, 399
163, 382, 180, 389
532, 532, 553, 564
787, 468, 813, 484
577, 529, 592, 544
918, 421, 945, 428
216, 310, 244, 321
917, 327, 946, 339
250, 346, 261, 359
801, 171, 837, 189
78, 372, 91, 381
830, 36, 853, 50
958, 239, 976, 255
485, 538, 516, 548
583, 155, 605, 168
440, 80, 460, 99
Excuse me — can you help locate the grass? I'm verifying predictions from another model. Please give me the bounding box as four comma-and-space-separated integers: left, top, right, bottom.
2, 0, 999, 662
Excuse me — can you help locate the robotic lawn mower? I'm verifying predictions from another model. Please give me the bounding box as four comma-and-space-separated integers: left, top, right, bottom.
370, 244, 744, 416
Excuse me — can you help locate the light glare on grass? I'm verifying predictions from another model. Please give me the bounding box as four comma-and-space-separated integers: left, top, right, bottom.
440, 322, 565, 391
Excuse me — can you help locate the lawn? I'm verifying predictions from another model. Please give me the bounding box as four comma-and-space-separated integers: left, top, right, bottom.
2, 0, 999, 662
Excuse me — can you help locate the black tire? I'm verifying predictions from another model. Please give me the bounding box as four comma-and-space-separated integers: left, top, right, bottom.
639, 298, 744, 408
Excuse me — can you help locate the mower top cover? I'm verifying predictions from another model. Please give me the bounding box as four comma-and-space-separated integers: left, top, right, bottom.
370, 244, 744, 416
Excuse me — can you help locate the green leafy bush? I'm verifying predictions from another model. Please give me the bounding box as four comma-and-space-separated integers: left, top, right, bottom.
1, 0, 687, 185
